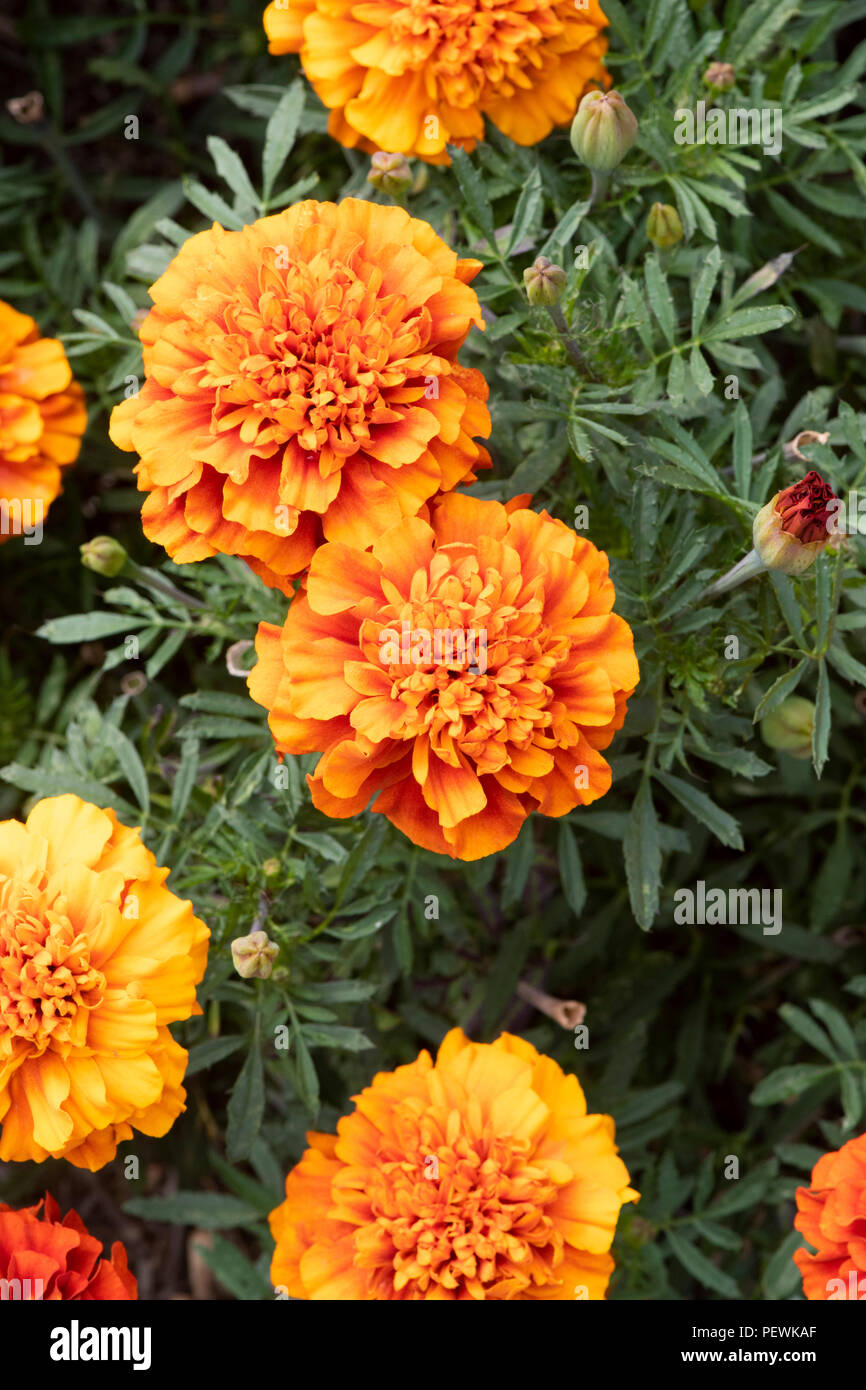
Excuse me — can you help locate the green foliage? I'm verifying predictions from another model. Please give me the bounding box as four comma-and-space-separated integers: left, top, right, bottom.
2, 0, 866, 1300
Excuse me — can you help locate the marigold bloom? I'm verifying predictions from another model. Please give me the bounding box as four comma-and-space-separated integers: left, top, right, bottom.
249, 492, 638, 860
0, 795, 209, 1170
263, 0, 610, 163
0, 299, 86, 544
269, 1027, 637, 1299
109, 201, 490, 593
793, 1132, 866, 1300
0, 1192, 137, 1299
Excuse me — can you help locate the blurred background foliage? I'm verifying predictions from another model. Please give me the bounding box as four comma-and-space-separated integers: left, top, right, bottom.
1, 0, 866, 1299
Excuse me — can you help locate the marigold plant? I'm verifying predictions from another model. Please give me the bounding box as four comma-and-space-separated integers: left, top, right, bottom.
109, 200, 490, 594
0, 794, 209, 1170
249, 492, 638, 859
0, 1192, 137, 1299
0, 299, 86, 544
269, 1027, 637, 1299
263, 0, 610, 162
793, 1132, 866, 1301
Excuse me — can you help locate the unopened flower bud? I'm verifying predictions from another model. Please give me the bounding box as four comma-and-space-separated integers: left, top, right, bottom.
753, 470, 838, 576
570, 90, 638, 172
231, 929, 279, 980
80, 535, 128, 577
703, 471, 839, 599
6, 91, 44, 125
262, 858, 280, 878
524, 256, 567, 307
646, 203, 683, 249
761, 697, 815, 760
704, 62, 736, 92
367, 151, 413, 197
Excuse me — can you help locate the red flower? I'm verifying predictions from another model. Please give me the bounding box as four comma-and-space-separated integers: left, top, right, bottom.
774, 470, 837, 544
0, 1193, 137, 1300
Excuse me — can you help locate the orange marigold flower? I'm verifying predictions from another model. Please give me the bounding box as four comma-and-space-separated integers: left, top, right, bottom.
269, 1027, 638, 1300
793, 1132, 866, 1301
0, 1192, 137, 1300
108, 200, 491, 594
263, 0, 610, 163
0, 795, 209, 1170
0, 299, 86, 545
249, 492, 638, 860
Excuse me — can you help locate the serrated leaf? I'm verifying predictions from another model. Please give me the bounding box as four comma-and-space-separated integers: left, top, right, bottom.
691, 242, 722, 336
732, 399, 752, 500
102, 722, 149, 815
666, 1230, 740, 1298
808, 999, 859, 1061
123, 1192, 259, 1228
753, 660, 807, 721
751, 1063, 838, 1105
840, 1068, 863, 1129
182, 177, 246, 231
778, 1004, 838, 1062
645, 254, 676, 345
206, 136, 259, 213
812, 658, 831, 777
624, 779, 662, 930
186, 1035, 246, 1077
450, 146, 495, 242
705, 304, 795, 341
762, 1231, 806, 1300
226, 1044, 265, 1163
36, 612, 150, 643
557, 822, 586, 917
262, 82, 305, 203
654, 769, 743, 849
193, 1234, 273, 1301
292, 1021, 320, 1116
506, 166, 543, 255
689, 344, 714, 395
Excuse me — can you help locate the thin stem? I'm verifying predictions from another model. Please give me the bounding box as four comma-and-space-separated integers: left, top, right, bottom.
548, 303, 590, 374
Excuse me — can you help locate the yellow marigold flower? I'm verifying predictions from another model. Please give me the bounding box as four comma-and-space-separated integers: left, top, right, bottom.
269, 1027, 638, 1299
0, 795, 209, 1170
0, 299, 86, 545
109, 200, 490, 594
263, 0, 611, 163
249, 492, 638, 861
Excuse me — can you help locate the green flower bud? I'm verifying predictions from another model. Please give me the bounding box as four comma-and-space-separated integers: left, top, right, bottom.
80, 535, 128, 577
570, 90, 638, 173
646, 203, 683, 249
523, 256, 567, 307
761, 697, 815, 760
231, 929, 279, 980
367, 151, 413, 197
703, 62, 736, 93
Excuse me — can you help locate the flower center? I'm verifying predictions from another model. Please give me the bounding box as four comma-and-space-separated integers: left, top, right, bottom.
383, 0, 562, 104
352, 1102, 565, 1297
196, 250, 437, 475
0, 881, 106, 1053
360, 546, 568, 774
